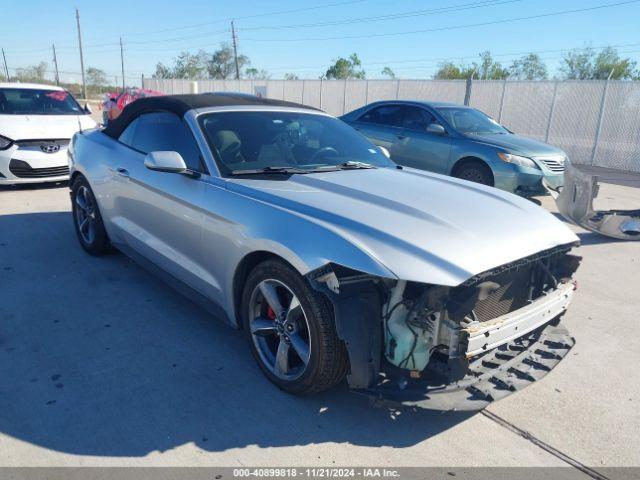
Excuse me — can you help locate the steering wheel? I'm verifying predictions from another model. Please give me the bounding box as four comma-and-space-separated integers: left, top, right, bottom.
311, 147, 339, 162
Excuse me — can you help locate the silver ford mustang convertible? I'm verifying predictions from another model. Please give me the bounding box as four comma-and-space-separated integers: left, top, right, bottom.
69, 94, 581, 410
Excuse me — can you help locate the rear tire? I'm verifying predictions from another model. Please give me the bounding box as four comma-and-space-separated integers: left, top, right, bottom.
241, 259, 348, 395
454, 160, 494, 186
71, 176, 111, 255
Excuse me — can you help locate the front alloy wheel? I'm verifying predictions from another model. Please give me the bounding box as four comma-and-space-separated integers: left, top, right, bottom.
242, 259, 348, 395
249, 279, 311, 381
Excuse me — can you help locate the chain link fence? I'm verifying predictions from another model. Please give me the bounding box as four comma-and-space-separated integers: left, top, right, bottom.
143, 78, 640, 173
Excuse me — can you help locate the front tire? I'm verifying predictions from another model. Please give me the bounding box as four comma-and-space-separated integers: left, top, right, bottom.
71, 176, 110, 255
241, 259, 348, 395
454, 161, 494, 186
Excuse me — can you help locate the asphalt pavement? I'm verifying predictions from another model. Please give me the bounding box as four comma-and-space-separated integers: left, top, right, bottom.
0, 180, 638, 471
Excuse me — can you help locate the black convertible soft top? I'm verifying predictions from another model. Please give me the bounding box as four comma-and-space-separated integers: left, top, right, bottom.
103, 93, 317, 139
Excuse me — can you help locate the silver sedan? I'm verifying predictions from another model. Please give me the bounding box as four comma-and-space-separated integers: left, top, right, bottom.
69, 93, 581, 410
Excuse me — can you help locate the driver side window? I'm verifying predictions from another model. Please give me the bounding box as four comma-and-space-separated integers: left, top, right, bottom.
118, 112, 205, 172
400, 106, 439, 132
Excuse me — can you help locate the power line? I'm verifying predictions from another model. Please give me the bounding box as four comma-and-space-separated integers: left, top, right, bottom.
265, 42, 640, 73
6, 65, 141, 79
119, 0, 367, 38
239, 0, 526, 31
41, 0, 520, 50
241, 0, 640, 42
384, 49, 640, 74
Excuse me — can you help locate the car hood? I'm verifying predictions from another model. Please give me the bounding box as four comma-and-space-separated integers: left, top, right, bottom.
0, 114, 96, 141
467, 133, 565, 157
227, 167, 578, 286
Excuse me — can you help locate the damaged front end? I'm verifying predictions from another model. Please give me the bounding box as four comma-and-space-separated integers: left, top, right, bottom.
549, 163, 640, 240
309, 245, 581, 411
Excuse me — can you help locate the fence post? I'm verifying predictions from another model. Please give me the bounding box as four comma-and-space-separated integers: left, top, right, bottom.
464, 77, 473, 106
365, 80, 369, 105
342, 78, 348, 115
319, 78, 323, 110
395, 79, 400, 100
497, 79, 507, 122
591, 80, 610, 166
301, 80, 306, 104
545, 81, 559, 143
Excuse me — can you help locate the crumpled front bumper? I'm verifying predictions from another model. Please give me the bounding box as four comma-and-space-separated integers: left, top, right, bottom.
548, 164, 640, 240
357, 322, 574, 411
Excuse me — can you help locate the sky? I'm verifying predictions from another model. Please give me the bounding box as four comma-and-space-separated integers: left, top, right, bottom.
2, 0, 640, 85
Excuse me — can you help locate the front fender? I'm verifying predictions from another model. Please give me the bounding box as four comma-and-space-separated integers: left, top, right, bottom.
215, 185, 398, 325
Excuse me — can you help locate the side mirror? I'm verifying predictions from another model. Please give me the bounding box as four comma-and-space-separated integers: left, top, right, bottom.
426, 123, 446, 135
144, 151, 188, 174
84, 102, 93, 114
378, 145, 391, 158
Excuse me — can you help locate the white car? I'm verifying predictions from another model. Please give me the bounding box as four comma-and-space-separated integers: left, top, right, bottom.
0, 83, 96, 185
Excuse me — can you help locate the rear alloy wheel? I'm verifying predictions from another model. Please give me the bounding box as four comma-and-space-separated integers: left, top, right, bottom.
242, 259, 348, 395
71, 176, 110, 255
454, 161, 493, 186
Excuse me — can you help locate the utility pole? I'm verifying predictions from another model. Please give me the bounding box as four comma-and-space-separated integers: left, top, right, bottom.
231, 20, 240, 80
119, 37, 125, 91
52, 44, 60, 85
1, 48, 9, 81
75, 8, 87, 99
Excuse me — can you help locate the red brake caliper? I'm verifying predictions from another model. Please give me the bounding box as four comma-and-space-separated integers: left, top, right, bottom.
267, 306, 276, 320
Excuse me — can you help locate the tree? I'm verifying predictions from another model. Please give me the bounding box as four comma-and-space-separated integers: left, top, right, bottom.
151, 44, 251, 80
593, 47, 637, 79
324, 53, 365, 79
207, 43, 250, 79
560, 46, 638, 80
434, 62, 471, 79
153, 62, 172, 79
173, 50, 209, 79
559, 47, 595, 79
381, 66, 396, 79
433, 52, 507, 80
14, 62, 48, 82
475, 51, 509, 80
86, 67, 107, 87
284, 73, 299, 80
508, 53, 547, 80
245, 68, 270, 80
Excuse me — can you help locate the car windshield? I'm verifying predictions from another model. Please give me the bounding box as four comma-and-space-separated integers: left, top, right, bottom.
437, 107, 508, 134
0, 88, 84, 115
199, 111, 396, 175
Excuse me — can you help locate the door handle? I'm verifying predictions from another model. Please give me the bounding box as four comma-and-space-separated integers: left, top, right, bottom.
116, 167, 129, 178
396, 135, 407, 140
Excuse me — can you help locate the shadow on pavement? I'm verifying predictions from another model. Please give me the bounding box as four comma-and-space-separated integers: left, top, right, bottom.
0, 181, 68, 192
0, 211, 472, 457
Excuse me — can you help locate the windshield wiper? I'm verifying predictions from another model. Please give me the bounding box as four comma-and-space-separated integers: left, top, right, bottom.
230, 166, 310, 175
337, 161, 377, 170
